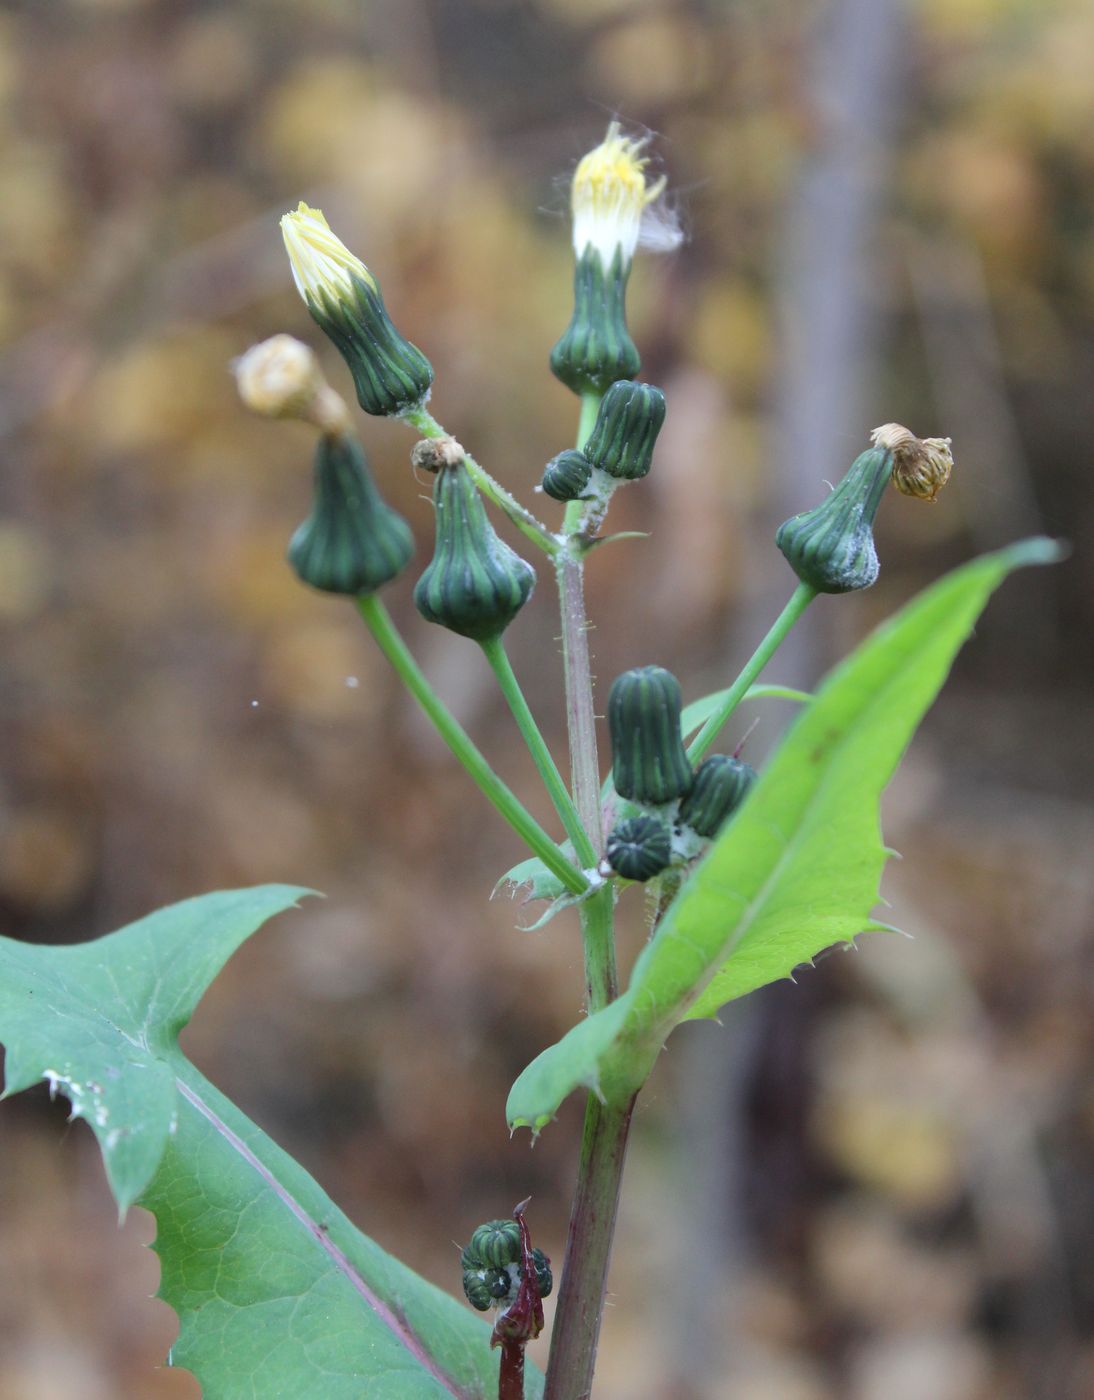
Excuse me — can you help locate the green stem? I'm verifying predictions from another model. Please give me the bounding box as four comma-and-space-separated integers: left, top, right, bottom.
403, 405, 557, 557
543, 384, 625, 1400
479, 637, 596, 869
687, 582, 817, 763
356, 595, 587, 897
576, 392, 601, 449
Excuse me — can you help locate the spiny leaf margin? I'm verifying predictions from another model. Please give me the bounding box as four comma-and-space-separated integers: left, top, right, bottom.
508, 539, 1062, 1132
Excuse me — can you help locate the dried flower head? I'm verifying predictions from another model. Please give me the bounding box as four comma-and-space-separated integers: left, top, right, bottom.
570, 122, 681, 270
280, 202, 376, 308
234, 334, 349, 435
871, 422, 954, 503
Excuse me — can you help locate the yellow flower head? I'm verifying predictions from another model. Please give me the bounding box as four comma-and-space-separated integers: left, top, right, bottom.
871, 423, 954, 503
571, 122, 676, 269
280, 202, 376, 307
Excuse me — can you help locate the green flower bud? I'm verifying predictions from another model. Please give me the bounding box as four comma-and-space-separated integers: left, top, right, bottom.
542, 449, 593, 502
288, 433, 413, 596
677, 755, 757, 839
776, 447, 893, 593
583, 380, 666, 481
281, 203, 433, 418
414, 462, 535, 641
531, 1247, 553, 1300
462, 1265, 512, 1311
606, 813, 671, 882
609, 666, 693, 805
468, 1219, 522, 1269
550, 246, 640, 396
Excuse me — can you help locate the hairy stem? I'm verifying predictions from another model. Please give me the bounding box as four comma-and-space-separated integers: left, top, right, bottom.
687, 581, 817, 763
356, 595, 587, 896
544, 1096, 636, 1400
403, 405, 557, 556
544, 386, 629, 1400
480, 637, 595, 868
554, 541, 603, 852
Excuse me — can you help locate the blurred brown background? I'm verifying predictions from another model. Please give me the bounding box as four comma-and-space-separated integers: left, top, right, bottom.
0, 1, 1091, 1397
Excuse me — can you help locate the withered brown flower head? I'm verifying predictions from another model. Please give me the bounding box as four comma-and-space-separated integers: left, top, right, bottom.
871, 422, 953, 503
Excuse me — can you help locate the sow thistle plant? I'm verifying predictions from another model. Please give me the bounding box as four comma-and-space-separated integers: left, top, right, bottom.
0, 125, 1058, 1400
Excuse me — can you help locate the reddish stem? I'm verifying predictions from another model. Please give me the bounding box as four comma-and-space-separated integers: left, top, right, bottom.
491, 1200, 547, 1400
498, 1341, 525, 1400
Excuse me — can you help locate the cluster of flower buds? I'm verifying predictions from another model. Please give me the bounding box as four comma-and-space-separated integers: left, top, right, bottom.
540, 378, 668, 513
603, 665, 757, 883
460, 1216, 552, 1315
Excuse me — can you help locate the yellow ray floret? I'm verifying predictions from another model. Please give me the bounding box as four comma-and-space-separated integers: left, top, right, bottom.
571, 122, 667, 267
280, 202, 376, 306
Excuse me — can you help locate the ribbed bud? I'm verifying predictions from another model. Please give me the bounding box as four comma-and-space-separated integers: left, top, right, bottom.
550, 247, 641, 396
462, 1266, 512, 1311
776, 447, 893, 593
414, 462, 535, 641
530, 1247, 553, 1300
606, 813, 672, 882
541, 448, 593, 502
467, 1219, 521, 1269
583, 380, 666, 481
609, 665, 693, 805
281, 203, 433, 417
288, 433, 413, 596
677, 755, 757, 839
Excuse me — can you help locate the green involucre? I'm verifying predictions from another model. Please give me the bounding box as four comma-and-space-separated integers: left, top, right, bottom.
288, 433, 414, 596
609, 665, 693, 805
776, 446, 893, 593
583, 379, 666, 481
606, 813, 671, 882
467, 1219, 522, 1269
550, 246, 640, 396
677, 755, 757, 838
308, 271, 433, 417
542, 448, 593, 502
414, 462, 535, 640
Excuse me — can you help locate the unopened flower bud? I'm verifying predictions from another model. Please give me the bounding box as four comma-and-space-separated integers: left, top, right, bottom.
234, 335, 350, 435
609, 665, 693, 805
606, 813, 672, 882
414, 461, 535, 641
541, 449, 593, 501
280, 203, 433, 417
677, 755, 757, 839
288, 433, 413, 597
583, 380, 666, 481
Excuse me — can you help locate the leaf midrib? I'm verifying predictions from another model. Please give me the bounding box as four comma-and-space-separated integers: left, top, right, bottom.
172, 1075, 469, 1400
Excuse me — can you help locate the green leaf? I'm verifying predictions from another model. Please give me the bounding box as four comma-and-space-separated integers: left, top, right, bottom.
508, 540, 1061, 1132
494, 684, 811, 911
0, 888, 543, 1398
678, 682, 812, 738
